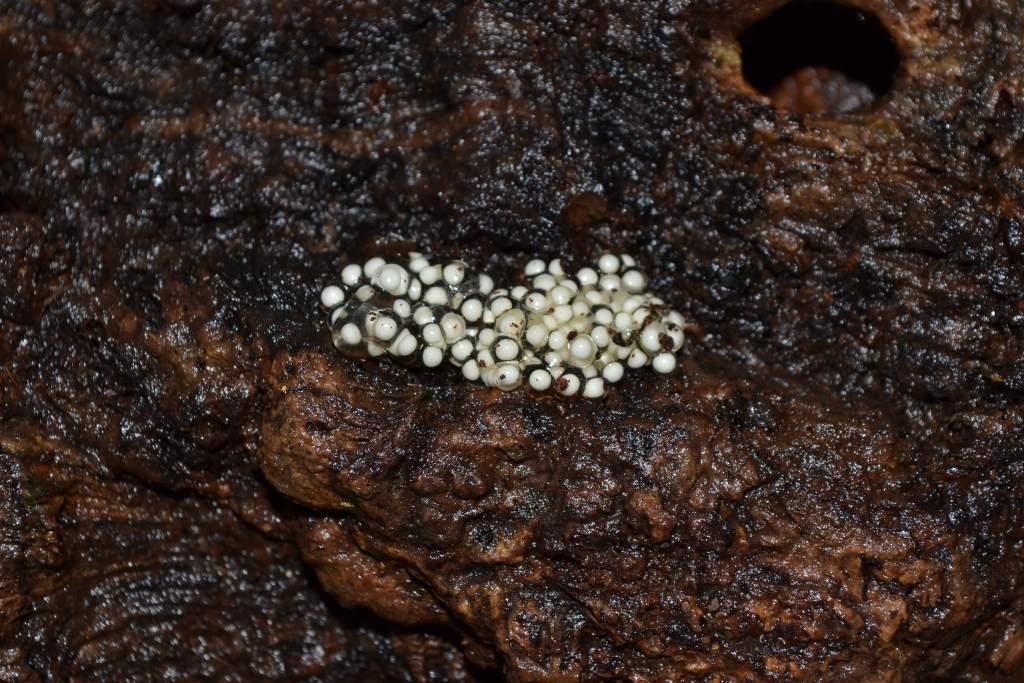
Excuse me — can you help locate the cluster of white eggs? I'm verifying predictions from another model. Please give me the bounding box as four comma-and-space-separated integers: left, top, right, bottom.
320, 252, 685, 398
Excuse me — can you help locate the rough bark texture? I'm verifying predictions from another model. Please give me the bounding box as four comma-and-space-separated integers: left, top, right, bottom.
1, 0, 1023, 681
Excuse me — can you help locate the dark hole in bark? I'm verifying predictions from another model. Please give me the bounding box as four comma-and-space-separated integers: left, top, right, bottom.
739, 1, 900, 115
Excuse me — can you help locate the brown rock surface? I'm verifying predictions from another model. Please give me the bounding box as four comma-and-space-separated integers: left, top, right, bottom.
1, 0, 1022, 681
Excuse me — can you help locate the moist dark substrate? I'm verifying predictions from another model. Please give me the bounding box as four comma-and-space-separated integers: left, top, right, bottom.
1, 1, 1023, 681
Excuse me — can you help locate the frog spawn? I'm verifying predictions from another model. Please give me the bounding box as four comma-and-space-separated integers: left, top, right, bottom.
321, 252, 685, 398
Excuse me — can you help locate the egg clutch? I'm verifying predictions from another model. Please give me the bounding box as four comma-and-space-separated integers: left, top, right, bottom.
320, 252, 685, 398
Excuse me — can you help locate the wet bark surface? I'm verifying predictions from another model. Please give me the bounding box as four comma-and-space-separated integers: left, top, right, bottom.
1, 0, 1023, 681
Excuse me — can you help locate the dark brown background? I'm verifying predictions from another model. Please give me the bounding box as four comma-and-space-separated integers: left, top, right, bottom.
1, 0, 1022, 680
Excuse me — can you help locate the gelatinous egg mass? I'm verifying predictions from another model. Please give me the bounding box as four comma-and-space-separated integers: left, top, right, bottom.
320, 252, 686, 397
